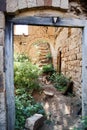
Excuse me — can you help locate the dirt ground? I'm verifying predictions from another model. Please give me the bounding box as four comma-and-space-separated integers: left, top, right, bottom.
32, 77, 82, 130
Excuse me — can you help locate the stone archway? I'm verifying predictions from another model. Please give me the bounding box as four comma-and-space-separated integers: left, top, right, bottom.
28, 41, 51, 67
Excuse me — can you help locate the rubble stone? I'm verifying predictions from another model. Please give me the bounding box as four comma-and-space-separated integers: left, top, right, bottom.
25, 114, 45, 130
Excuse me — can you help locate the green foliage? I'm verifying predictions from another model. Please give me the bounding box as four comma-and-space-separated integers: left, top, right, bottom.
14, 54, 45, 130
82, 116, 87, 128
15, 92, 45, 130
42, 64, 55, 74
46, 53, 52, 60
14, 54, 41, 92
14, 53, 30, 62
50, 73, 70, 91
73, 116, 87, 130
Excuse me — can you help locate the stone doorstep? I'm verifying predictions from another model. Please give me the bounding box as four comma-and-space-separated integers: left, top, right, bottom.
25, 114, 45, 130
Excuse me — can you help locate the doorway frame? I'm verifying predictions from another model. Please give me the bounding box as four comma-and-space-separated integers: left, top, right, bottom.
5, 16, 87, 130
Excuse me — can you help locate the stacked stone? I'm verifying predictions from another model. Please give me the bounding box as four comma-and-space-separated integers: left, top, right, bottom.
6, 0, 69, 13
57, 28, 82, 98
0, 12, 6, 130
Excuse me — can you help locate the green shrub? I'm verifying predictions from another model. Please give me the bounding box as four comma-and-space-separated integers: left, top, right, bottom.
42, 64, 55, 74
15, 93, 45, 130
14, 54, 45, 130
14, 57, 41, 92
50, 73, 70, 91
14, 53, 30, 62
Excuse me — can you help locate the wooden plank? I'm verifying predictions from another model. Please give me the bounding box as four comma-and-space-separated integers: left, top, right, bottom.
0, 0, 6, 11
82, 26, 87, 116
10, 16, 87, 27
5, 19, 15, 130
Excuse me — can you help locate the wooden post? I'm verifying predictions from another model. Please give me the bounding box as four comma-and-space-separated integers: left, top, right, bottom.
57, 51, 61, 74
82, 25, 87, 116
5, 18, 15, 130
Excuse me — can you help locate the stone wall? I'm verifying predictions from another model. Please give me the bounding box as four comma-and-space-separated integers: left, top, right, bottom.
0, 11, 6, 130
56, 28, 82, 98
6, 0, 69, 13
14, 26, 52, 66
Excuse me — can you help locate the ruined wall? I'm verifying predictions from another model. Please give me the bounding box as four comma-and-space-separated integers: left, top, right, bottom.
0, 12, 6, 130
14, 26, 53, 66
56, 28, 82, 98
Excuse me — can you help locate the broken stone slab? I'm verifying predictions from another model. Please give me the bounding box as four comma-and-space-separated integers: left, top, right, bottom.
43, 90, 54, 97
25, 114, 45, 130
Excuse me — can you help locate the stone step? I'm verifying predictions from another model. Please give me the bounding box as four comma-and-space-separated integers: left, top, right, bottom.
39, 63, 48, 67
39, 48, 49, 50
39, 57, 48, 61
40, 60, 48, 63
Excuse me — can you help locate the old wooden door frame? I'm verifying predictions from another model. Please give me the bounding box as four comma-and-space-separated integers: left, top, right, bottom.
5, 16, 87, 130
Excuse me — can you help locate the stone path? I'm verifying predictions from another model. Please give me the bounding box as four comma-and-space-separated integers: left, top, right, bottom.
33, 84, 82, 130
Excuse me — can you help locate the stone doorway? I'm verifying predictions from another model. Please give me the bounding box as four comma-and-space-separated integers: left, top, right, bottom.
5, 16, 87, 130
14, 25, 82, 98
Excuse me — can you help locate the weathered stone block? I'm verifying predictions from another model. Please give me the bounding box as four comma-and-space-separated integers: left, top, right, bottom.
0, 12, 5, 29
0, 46, 3, 71
25, 114, 45, 130
69, 43, 76, 50
18, 0, 28, 9
36, 0, 44, 6
77, 53, 82, 60
6, 0, 18, 13
71, 54, 77, 60
44, 0, 52, 6
0, 29, 4, 45
60, 0, 69, 9
52, 0, 60, 7
27, 0, 37, 8
0, 92, 6, 130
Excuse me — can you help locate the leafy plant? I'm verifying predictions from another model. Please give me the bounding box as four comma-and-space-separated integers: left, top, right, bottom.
14, 54, 45, 130
14, 56, 41, 92
42, 64, 55, 74
50, 73, 70, 92
15, 93, 45, 130
14, 53, 30, 62
46, 53, 52, 60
